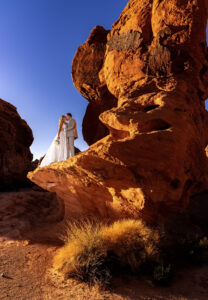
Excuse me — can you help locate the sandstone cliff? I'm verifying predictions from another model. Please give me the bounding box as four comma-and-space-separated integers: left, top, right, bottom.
28, 0, 208, 222
72, 26, 117, 145
0, 99, 33, 190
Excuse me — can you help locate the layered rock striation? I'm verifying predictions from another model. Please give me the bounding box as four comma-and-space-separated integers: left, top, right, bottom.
0, 99, 33, 190
29, 0, 208, 222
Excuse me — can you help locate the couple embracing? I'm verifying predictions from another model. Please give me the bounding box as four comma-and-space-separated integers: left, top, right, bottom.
40, 113, 78, 167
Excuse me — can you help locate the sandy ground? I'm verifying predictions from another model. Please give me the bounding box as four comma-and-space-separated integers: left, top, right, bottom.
0, 189, 208, 300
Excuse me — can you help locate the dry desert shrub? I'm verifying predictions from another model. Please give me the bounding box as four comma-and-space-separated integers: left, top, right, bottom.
53, 219, 159, 285
53, 220, 110, 284
101, 219, 159, 271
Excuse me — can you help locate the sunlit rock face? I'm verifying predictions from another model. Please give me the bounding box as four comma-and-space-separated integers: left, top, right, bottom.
72, 25, 117, 145
0, 99, 33, 190
28, 0, 208, 222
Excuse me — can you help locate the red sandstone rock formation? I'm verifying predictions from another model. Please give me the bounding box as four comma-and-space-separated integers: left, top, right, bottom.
72, 26, 117, 145
0, 188, 62, 238
0, 99, 33, 190
28, 0, 208, 222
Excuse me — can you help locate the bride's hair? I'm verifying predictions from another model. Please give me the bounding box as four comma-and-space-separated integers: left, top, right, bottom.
59, 115, 65, 125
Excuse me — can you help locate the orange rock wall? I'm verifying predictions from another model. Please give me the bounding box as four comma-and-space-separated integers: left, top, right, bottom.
72, 26, 117, 145
0, 99, 33, 190
29, 0, 208, 222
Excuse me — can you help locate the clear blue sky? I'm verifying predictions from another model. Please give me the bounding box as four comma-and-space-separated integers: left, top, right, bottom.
0, 1, 207, 159
0, 0, 128, 159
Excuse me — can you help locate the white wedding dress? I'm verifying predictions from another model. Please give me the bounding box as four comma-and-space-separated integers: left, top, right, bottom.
40, 123, 67, 167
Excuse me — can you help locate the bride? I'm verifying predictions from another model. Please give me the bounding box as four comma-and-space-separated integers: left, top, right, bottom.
40, 115, 68, 167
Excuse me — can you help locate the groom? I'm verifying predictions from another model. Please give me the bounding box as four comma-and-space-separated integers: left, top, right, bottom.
65, 113, 76, 158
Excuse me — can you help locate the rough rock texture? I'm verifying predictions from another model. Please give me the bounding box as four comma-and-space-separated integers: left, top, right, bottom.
29, 0, 208, 222
0, 188, 62, 239
0, 99, 33, 191
72, 26, 117, 145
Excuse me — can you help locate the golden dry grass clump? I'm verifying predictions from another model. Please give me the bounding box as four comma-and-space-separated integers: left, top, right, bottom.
53, 221, 107, 283
101, 219, 159, 271
53, 219, 159, 284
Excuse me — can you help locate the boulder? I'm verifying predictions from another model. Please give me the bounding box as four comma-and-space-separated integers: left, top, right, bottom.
28, 0, 208, 223
0, 99, 33, 191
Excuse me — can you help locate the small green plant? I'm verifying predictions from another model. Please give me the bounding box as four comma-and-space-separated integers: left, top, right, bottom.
199, 237, 208, 249
180, 235, 208, 264
165, 233, 208, 265
153, 262, 172, 285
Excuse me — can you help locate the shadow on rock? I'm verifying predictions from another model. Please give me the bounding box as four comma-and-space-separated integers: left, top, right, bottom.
0, 186, 65, 246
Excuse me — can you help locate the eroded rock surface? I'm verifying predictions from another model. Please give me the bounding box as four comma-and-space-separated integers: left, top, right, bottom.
0, 99, 34, 191
29, 0, 208, 222
72, 25, 117, 145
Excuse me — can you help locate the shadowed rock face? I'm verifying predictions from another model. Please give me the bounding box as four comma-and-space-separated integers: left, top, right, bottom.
0, 99, 33, 190
29, 0, 208, 222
